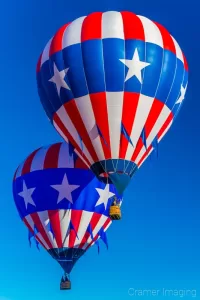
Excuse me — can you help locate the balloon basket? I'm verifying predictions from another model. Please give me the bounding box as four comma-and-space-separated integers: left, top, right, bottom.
109, 205, 121, 220
60, 279, 71, 290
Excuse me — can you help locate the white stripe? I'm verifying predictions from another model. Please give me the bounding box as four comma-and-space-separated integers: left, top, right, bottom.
59, 209, 71, 248
104, 220, 111, 231
102, 11, 124, 39
15, 159, 25, 178
54, 106, 94, 165
135, 105, 171, 164
74, 211, 93, 248
54, 122, 90, 168
147, 105, 171, 148
74, 149, 90, 169
25, 215, 49, 250
37, 211, 58, 248
54, 121, 68, 142
138, 118, 173, 168
62, 16, 86, 47
158, 119, 173, 142
41, 38, 53, 66
82, 215, 108, 250
91, 220, 112, 246
171, 36, 184, 63
106, 92, 124, 159
58, 143, 75, 169
125, 94, 154, 161
75, 95, 105, 161
138, 147, 154, 168
86, 218, 110, 248
137, 16, 163, 48
30, 146, 50, 172
90, 235, 100, 247
138, 116, 173, 168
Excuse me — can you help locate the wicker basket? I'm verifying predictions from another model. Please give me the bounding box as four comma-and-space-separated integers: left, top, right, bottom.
60, 280, 71, 290
109, 205, 121, 220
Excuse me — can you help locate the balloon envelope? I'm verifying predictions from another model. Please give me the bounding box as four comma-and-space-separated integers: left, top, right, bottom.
13, 142, 121, 281
36, 11, 188, 194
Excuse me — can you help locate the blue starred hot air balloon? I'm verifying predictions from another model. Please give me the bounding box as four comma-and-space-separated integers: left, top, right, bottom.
36, 11, 188, 195
12, 142, 122, 290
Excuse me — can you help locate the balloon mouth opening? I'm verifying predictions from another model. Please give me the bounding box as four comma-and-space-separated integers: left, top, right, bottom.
99, 171, 130, 178
91, 160, 138, 192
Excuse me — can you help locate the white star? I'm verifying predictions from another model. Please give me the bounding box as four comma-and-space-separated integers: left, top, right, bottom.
176, 84, 187, 104
95, 185, 115, 210
49, 63, 70, 96
18, 181, 36, 209
51, 174, 80, 204
119, 48, 150, 83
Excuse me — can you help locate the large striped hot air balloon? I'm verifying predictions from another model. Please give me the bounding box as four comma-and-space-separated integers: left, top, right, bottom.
36, 11, 188, 194
13, 142, 121, 289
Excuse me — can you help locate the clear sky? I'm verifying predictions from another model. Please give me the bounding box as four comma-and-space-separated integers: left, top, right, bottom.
0, 0, 199, 299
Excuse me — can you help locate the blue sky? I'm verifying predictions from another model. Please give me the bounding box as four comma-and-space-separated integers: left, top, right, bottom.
0, 0, 199, 299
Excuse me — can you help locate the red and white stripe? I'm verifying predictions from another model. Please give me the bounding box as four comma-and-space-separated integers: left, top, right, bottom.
37, 11, 186, 71
23, 210, 111, 251
14, 142, 88, 180
36, 11, 188, 173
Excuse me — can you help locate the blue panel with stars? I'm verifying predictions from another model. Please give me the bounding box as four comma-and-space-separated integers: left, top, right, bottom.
38, 38, 188, 121
155, 49, 177, 103
172, 71, 188, 117
165, 59, 185, 110
62, 45, 89, 98
37, 72, 55, 120
39, 60, 65, 114
102, 38, 125, 92
123, 39, 146, 93
81, 40, 106, 94
13, 168, 119, 219
49, 51, 75, 102
140, 42, 163, 98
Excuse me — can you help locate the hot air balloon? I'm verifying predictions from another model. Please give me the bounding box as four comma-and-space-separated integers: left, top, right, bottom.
36, 11, 188, 195
13, 142, 122, 290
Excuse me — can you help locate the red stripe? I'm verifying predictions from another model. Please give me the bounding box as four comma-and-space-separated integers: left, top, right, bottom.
74, 157, 88, 170
49, 23, 70, 56
119, 92, 140, 159
121, 11, 145, 40
131, 99, 164, 162
102, 218, 111, 230
13, 167, 19, 181
85, 218, 110, 251
31, 213, 53, 249
154, 22, 176, 54
36, 53, 42, 73
90, 93, 111, 159
83, 213, 102, 248
23, 218, 47, 250
90, 213, 104, 231
21, 148, 41, 176
53, 112, 91, 166
48, 210, 63, 248
85, 234, 99, 251
64, 101, 99, 162
78, 231, 90, 249
137, 145, 153, 167
79, 212, 102, 249
131, 137, 144, 163
145, 99, 164, 137
183, 53, 189, 71
157, 112, 173, 139
69, 210, 83, 248
43, 143, 61, 169
81, 12, 102, 42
